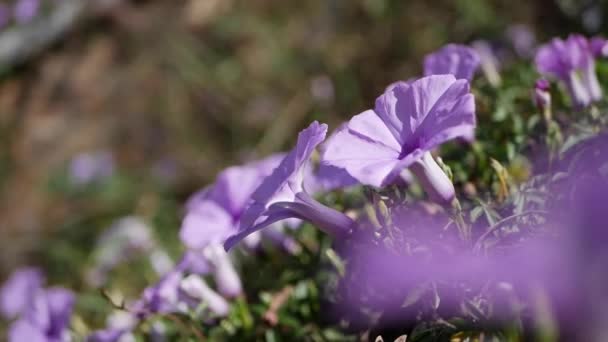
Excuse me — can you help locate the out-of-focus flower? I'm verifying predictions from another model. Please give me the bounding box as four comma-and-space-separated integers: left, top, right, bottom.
183, 154, 301, 254
225, 121, 355, 251
506, 24, 537, 59
69, 151, 114, 185
310, 75, 335, 105
87, 311, 138, 342
181, 154, 305, 298
590, 36, 608, 58
13, 0, 40, 24
472, 40, 502, 87
132, 269, 229, 318
8, 287, 75, 342
323, 75, 476, 204
86, 216, 168, 287
423, 44, 480, 81
0, 267, 44, 319
535, 34, 602, 108
179, 274, 230, 317
0, 4, 11, 29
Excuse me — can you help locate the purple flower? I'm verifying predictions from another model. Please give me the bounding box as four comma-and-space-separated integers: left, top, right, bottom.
180, 155, 303, 297
506, 24, 537, 59
132, 270, 229, 318
86, 217, 168, 287
535, 34, 602, 108
423, 44, 480, 81
322, 75, 476, 204
590, 36, 608, 58
69, 151, 114, 185
303, 124, 359, 193
13, 0, 39, 24
9, 288, 75, 342
1, 267, 44, 319
224, 121, 355, 251
472, 40, 502, 87
0, 4, 11, 30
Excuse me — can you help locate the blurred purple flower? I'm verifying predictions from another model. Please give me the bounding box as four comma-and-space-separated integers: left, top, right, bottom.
225, 121, 355, 251
590, 36, 608, 58
322, 75, 476, 203
181, 154, 306, 297
0, 4, 10, 30
86, 216, 166, 287
182, 154, 299, 253
423, 44, 480, 81
131, 270, 229, 318
506, 24, 537, 58
69, 151, 114, 185
1, 267, 44, 319
472, 40, 502, 87
9, 287, 75, 342
13, 0, 40, 24
535, 34, 602, 108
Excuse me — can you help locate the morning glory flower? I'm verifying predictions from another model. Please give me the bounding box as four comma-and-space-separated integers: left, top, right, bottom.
224, 121, 355, 251
180, 155, 304, 297
535, 34, 602, 108
322, 75, 476, 204
182, 154, 301, 254
9, 287, 75, 342
424, 44, 480, 81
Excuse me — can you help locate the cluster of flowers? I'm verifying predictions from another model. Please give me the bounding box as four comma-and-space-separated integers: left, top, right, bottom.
2, 31, 608, 340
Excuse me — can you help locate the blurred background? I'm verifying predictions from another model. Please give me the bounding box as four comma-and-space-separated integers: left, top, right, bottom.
0, 0, 605, 291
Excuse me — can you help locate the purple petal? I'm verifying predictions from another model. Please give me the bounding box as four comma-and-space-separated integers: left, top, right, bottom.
225, 192, 354, 250
179, 275, 230, 317
179, 201, 235, 249
423, 44, 480, 81
209, 154, 284, 217
535, 34, 594, 80
590, 36, 608, 58
1, 267, 44, 319
204, 245, 242, 298
45, 288, 75, 338
416, 79, 476, 149
409, 152, 456, 203
88, 329, 131, 342
8, 319, 47, 342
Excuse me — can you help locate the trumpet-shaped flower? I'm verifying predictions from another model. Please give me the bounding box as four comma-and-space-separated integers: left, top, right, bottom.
424, 44, 480, 81
180, 154, 303, 297
224, 121, 355, 251
322, 75, 476, 203
535, 34, 602, 108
